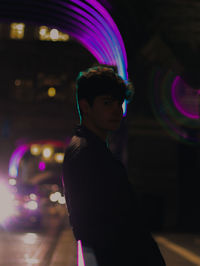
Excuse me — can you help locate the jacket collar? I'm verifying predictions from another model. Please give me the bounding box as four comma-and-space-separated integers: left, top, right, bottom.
75, 125, 109, 148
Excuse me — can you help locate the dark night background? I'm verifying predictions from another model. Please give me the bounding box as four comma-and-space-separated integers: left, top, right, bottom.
0, 0, 200, 234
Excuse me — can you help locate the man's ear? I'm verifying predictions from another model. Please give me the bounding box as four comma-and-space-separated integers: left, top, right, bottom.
79, 99, 91, 115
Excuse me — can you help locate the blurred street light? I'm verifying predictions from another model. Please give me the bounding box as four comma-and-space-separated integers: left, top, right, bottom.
48, 87, 56, 97
42, 146, 54, 160
30, 144, 41, 156
9, 178, 16, 186
54, 153, 64, 163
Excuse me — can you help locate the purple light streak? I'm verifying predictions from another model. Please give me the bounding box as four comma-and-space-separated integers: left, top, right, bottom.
65, 3, 115, 64
67, 0, 128, 79
67, 28, 105, 63
9, 144, 29, 177
63, 11, 112, 63
84, 0, 128, 75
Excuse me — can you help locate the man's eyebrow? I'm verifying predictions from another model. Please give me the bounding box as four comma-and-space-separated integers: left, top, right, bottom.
101, 95, 113, 99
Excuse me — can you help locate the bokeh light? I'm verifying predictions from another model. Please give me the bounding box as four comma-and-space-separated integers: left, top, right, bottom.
42, 146, 54, 159
29, 193, 37, 201
38, 161, 46, 171
48, 87, 56, 97
49, 193, 57, 202
10, 22, 25, 39
58, 196, 66, 205
50, 29, 59, 41
30, 144, 41, 156
14, 79, 21, 86
23, 233, 38, 245
25, 200, 38, 210
49, 191, 62, 202
24, 254, 39, 265
9, 178, 16, 186
39, 26, 70, 41
54, 153, 64, 163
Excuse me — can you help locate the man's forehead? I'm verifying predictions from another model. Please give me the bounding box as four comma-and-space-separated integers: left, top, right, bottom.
97, 94, 124, 102
99, 94, 112, 98
98, 94, 117, 99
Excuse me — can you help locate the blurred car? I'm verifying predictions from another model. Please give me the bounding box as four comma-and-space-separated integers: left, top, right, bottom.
5, 177, 67, 230
9, 184, 42, 229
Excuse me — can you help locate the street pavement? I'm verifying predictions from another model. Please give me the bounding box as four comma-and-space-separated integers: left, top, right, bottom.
51, 229, 200, 266
1, 218, 200, 265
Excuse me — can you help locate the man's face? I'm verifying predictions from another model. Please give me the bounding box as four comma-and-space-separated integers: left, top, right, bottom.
86, 94, 123, 132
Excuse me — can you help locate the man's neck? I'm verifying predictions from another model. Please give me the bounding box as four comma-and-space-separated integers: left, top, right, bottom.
81, 121, 108, 143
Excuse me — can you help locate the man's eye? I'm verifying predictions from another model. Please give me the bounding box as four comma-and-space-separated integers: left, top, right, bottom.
104, 100, 112, 105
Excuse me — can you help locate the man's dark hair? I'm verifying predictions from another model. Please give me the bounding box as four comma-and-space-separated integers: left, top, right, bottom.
76, 65, 134, 106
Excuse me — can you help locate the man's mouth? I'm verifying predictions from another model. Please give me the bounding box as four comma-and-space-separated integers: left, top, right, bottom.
110, 119, 121, 123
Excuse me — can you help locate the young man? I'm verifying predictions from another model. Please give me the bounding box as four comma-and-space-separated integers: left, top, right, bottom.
62, 66, 165, 265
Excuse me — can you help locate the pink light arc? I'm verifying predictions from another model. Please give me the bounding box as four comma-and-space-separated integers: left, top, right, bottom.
171, 76, 199, 120
9, 140, 68, 178
67, 0, 127, 79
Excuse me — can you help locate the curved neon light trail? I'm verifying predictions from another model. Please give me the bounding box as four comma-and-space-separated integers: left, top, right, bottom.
86, 0, 128, 68
0, 0, 129, 114
171, 76, 199, 120
9, 144, 29, 178
67, 0, 127, 79
62, 0, 128, 114
65, 4, 115, 64
64, 16, 111, 62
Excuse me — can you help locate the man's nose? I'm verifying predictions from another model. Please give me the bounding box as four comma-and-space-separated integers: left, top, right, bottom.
113, 101, 123, 115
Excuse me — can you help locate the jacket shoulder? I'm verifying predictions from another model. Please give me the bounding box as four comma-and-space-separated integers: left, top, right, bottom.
64, 135, 88, 162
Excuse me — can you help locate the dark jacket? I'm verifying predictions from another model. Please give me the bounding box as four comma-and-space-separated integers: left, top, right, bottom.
62, 125, 165, 265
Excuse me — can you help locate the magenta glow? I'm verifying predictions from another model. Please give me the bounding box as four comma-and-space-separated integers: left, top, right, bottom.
39, 162, 46, 171
171, 76, 200, 119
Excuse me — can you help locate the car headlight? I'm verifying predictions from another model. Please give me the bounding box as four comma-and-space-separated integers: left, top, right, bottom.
29, 193, 37, 201
25, 201, 38, 210
58, 196, 66, 205
49, 191, 61, 202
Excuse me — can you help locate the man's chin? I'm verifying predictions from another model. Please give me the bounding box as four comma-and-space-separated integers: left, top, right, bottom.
108, 122, 121, 131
